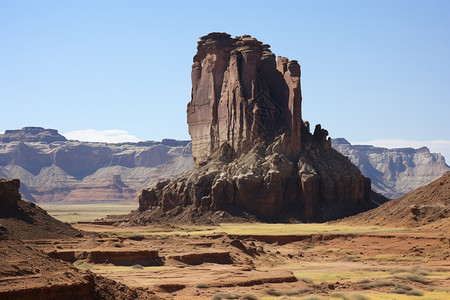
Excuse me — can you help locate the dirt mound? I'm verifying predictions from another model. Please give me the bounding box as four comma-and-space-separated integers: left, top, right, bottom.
340, 172, 450, 227
0, 198, 83, 240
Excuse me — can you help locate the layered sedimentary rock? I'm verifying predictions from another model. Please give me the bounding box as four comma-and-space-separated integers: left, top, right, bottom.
188, 33, 302, 164
0, 127, 193, 203
138, 33, 373, 221
332, 138, 450, 198
0, 127, 66, 143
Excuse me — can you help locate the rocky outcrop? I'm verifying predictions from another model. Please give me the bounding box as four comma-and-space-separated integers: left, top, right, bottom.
0, 127, 67, 143
0, 179, 20, 208
0, 179, 83, 239
332, 138, 450, 198
188, 33, 301, 164
136, 33, 373, 222
0, 133, 193, 203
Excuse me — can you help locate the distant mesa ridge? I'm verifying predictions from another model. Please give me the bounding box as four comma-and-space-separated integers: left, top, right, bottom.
0, 128, 447, 204
0, 127, 193, 203
0, 127, 67, 143
332, 138, 449, 199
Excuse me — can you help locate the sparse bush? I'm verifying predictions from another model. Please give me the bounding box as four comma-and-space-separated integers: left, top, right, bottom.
349, 294, 369, 300
300, 296, 324, 300
298, 277, 314, 284
395, 273, 428, 283
360, 279, 396, 289
357, 277, 371, 284
239, 293, 258, 300
411, 266, 431, 276
395, 283, 412, 291
267, 287, 313, 296
391, 288, 407, 294
406, 289, 424, 296
211, 292, 239, 300
196, 283, 209, 288
131, 264, 143, 269
330, 292, 350, 300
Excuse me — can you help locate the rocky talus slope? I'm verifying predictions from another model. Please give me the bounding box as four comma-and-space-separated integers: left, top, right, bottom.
340, 172, 450, 229
332, 138, 450, 198
0, 127, 193, 203
135, 32, 373, 223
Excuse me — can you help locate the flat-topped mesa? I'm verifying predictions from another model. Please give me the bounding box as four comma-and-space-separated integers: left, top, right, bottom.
0, 127, 67, 143
188, 32, 302, 165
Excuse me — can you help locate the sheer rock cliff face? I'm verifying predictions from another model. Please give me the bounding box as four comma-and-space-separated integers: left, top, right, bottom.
188, 33, 301, 165
138, 33, 373, 222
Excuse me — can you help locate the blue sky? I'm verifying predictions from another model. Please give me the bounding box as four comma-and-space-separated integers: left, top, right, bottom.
1, 0, 449, 158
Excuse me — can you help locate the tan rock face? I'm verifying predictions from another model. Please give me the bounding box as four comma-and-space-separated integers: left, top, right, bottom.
188, 33, 301, 165
138, 32, 373, 222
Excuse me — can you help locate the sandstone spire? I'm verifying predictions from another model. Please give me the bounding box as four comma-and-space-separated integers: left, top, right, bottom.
136, 33, 373, 222
188, 33, 302, 165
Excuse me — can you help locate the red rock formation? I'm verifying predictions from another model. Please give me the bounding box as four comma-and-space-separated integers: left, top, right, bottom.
188, 33, 302, 165
0, 179, 20, 208
137, 33, 373, 222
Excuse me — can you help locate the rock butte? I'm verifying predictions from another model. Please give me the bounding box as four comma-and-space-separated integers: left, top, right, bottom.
139, 32, 373, 221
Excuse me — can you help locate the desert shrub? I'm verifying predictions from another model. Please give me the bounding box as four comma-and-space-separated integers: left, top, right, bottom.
131, 264, 143, 269
411, 266, 431, 276
395, 273, 428, 283
196, 283, 209, 288
239, 294, 258, 300
267, 287, 313, 296
298, 277, 314, 284
357, 277, 372, 284
406, 289, 424, 296
211, 292, 239, 300
360, 279, 396, 289
349, 294, 369, 300
300, 296, 324, 300
330, 292, 350, 299
395, 283, 413, 291
391, 288, 406, 294
391, 266, 431, 276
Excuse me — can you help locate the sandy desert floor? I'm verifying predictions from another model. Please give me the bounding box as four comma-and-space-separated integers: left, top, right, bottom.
17, 220, 448, 300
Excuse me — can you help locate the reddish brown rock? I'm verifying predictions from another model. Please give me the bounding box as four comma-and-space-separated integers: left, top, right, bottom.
0, 179, 20, 208
136, 33, 373, 222
63, 174, 135, 203
188, 33, 302, 165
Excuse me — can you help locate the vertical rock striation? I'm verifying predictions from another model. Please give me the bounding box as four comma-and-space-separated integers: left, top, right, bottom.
188, 33, 301, 164
137, 33, 373, 222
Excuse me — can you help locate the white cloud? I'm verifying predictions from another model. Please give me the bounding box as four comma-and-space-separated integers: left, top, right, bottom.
64, 129, 141, 143
352, 139, 450, 163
